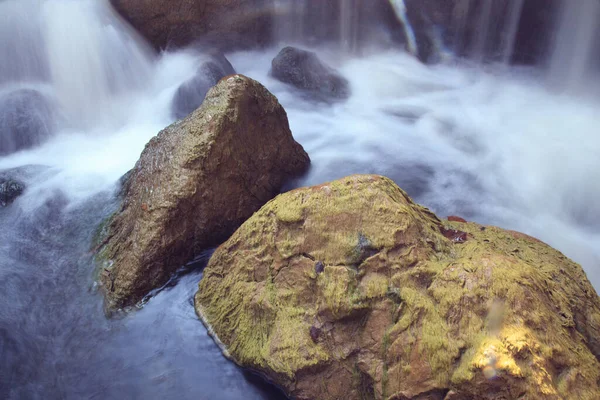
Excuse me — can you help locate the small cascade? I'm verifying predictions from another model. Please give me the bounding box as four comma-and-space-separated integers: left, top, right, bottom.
273, 0, 403, 54
339, 0, 360, 53
389, 0, 529, 64
0, 0, 154, 133
0, 0, 49, 84
388, 0, 419, 57
500, 0, 525, 64
450, 0, 527, 63
548, 0, 600, 91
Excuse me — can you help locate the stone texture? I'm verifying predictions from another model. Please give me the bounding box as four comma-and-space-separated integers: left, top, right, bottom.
109, 0, 274, 50
0, 178, 25, 207
97, 74, 310, 312
196, 174, 600, 400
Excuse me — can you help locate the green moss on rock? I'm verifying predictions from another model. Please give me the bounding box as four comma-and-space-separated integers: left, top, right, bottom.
196, 174, 600, 400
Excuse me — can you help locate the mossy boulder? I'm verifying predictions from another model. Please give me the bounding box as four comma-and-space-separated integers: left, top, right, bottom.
97, 74, 309, 313
195, 174, 600, 400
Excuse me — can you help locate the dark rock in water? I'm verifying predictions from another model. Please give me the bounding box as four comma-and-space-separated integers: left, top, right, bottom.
0, 165, 48, 207
172, 54, 236, 119
0, 89, 55, 155
0, 179, 25, 207
270, 46, 350, 101
97, 74, 310, 313
110, 0, 274, 51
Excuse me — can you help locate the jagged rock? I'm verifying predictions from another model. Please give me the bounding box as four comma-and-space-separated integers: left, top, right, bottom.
0, 89, 55, 155
196, 174, 600, 400
96, 74, 310, 312
270, 46, 350, 101
172, 53, 236, 119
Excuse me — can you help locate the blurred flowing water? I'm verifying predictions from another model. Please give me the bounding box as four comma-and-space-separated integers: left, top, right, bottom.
1, 0, 600, 399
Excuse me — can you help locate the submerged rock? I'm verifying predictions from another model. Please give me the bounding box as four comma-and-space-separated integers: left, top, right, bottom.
172, 53, 236, 119
196, 174, 600, 400
97, 74, 310, 312
0, 89, 55, 155
0, 178, 25, 207
270, 46, 350, 101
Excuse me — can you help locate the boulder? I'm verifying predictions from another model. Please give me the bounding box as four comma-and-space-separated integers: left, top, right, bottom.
196, 174, 600, 400
0, 89, 55, 155
270, 46, 350, 101
96, 74, 310, 312
172, 53, 236, 119
109, 0, 274, 51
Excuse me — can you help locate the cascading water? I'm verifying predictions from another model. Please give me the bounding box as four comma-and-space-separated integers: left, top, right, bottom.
548, 0, 600, 91
0, 0, 154, 132
273, 0, 403, 53
1, 0, 600, 399
389, 0, 419, 57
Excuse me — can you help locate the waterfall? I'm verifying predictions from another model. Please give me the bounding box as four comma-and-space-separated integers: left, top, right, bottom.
548, 0, 600, 91
273, 0, 402, 53
388, 0, 419, 57
0, 0, 154, 132
340, 0, 360, 53
453, 0, 527, 63
500, 0, 525, 64
1, 0, 600, 398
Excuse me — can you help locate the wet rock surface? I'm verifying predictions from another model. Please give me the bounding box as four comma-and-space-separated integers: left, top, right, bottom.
110, 0, 273, 51
0, 89, 56, 155
270, 46, 350, 101
0, 178, 25, 207
196, 174, 600, 400
96, 74, 310, 313
172, 53, 236, 119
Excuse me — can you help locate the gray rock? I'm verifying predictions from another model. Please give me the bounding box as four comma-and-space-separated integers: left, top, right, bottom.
270, 46, 350, 101
0, 89, 55, 155
0, 178, 24, 207
171, 53, 236, 119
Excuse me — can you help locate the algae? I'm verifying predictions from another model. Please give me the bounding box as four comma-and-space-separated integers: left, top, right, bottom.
196, 174, 600, 400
